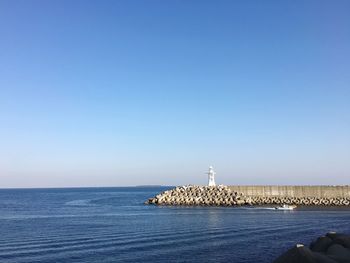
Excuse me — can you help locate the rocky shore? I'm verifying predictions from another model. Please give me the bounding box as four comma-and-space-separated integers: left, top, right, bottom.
273, 232, 350, 263
145, 185, 350, 206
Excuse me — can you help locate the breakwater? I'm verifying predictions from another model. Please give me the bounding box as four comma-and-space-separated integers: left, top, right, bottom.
146, 185, 350, 206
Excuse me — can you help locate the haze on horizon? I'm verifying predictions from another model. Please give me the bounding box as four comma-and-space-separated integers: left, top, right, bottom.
0, 0, 349, 188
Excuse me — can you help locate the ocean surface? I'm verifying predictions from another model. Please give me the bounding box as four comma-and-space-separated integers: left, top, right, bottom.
0, 187, 349, 263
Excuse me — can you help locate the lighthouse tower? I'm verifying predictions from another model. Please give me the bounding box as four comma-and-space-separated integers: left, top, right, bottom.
207, 166, 216, 186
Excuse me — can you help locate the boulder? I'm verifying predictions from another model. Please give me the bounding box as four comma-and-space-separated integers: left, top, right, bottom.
312, 252, 340, 263
327, 232, 346, 240
326, 244, 350, 263
274, 244, 339, 263
310, 236, 333, 253
274, 234, 350, 263
333, 236, 350, 249
273, 244, 318, 263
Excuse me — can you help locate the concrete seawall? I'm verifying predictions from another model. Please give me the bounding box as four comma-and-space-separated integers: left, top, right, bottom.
228, 185, 350, 198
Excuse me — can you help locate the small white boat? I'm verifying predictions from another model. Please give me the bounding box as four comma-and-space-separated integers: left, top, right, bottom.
275, 204, 297, 210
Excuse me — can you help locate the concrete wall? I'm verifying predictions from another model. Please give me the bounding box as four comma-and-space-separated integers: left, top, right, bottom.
228, 185, 350, 198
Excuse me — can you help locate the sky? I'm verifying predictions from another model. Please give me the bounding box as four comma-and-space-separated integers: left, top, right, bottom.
0, 0, 349, 188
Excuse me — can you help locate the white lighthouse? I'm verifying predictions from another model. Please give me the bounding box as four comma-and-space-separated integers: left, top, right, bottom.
207, 166, 216, 186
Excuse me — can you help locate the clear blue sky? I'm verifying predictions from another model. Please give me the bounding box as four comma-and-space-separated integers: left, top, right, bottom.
0, 0, 349, 187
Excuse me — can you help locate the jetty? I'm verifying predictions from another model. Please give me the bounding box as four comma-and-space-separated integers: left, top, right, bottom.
146, 167, 350, 207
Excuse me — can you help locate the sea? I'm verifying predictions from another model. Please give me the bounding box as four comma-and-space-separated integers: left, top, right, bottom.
0, 187, 349, 263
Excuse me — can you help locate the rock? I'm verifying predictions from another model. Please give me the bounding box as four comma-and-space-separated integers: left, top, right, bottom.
310, 236, 333, 252
273, 244, 318, 263
326, 244, 350, 263
274, 244, 339, 263
333, 236, 350, 249
313, 252, 340, 263
327, 232, 345, 240
274, 233, 350, 263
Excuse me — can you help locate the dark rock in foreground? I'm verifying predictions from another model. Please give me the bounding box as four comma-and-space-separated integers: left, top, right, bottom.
273, 232, 350, 263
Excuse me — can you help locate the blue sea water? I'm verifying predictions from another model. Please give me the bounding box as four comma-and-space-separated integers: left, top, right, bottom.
0, 187, 349, 263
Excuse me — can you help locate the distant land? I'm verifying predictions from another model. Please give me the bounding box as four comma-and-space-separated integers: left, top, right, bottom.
135, 185, 172, 188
